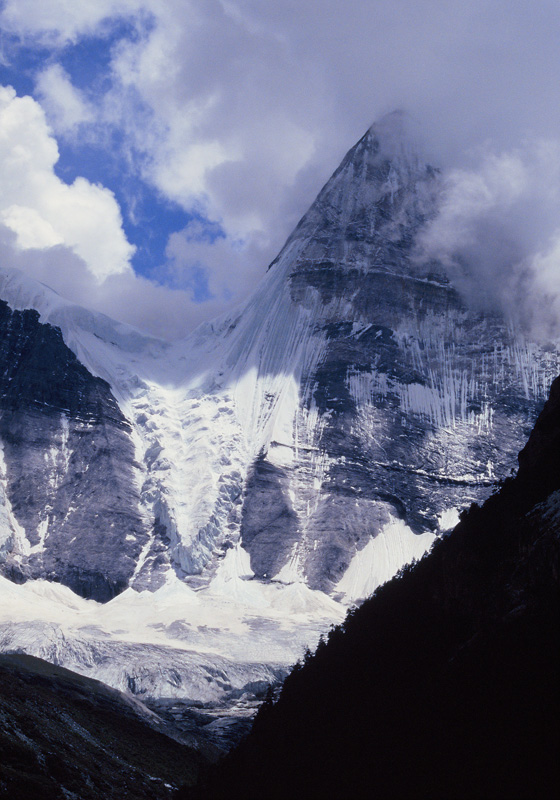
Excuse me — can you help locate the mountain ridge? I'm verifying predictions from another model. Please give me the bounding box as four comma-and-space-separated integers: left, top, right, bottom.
0, 652, 204, 798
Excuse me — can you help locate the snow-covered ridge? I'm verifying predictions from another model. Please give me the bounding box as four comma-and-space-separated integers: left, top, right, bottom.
0, 266, 169, 376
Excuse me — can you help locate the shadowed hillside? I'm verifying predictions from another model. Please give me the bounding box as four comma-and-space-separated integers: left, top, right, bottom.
185, 377, 560, 800
0, 653, 204, 799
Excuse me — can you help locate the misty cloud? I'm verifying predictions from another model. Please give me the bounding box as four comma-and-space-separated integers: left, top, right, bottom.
0, 223, 229, 339
415, 141, 560, 338
35, 64, 94, 134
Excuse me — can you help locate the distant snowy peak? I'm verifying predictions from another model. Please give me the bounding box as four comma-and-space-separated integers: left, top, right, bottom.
0, 264, 173, 392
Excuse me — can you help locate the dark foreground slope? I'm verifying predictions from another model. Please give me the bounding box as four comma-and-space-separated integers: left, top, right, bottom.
0, 654, 204, 799
186, 377, 560, 800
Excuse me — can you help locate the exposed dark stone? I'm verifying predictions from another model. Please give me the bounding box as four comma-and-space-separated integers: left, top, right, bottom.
0, 301, 124, 423
0, 653, 203, 798
0, 301, 149, 601
241, 455, 300, 579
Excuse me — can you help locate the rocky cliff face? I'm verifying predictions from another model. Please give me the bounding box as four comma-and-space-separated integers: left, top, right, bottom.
0, 300, 149, 601
0, 653, 203, 799
0, 113, 558, 704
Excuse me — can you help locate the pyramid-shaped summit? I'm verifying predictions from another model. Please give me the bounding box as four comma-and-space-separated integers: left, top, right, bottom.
272, 110, 440, 281
119, 114, 558, 599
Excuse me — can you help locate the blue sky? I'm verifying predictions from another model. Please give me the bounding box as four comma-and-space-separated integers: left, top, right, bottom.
0, 1, 559, 338
0, 19, 215, 294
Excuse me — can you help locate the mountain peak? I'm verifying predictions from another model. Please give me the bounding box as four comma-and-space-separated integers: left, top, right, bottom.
271, 110, 438, 278
1, 117, 557, 731
366, 109, 424, 166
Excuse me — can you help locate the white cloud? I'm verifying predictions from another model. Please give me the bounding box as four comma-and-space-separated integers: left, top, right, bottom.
0, 84, 267, 339
415, 141, 560, 336
163, 219, 267, 300
0, 85, 134, 281
1, 1, 559, 337
529, 233, 560, 339
0, 0, 144, 44
1, 206, 64, 249
0, 222, 227, 340
155, 138, 231, 208
35, 64, 94, 134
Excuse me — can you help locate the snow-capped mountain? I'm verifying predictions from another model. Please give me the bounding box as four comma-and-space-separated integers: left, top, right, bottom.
0, 112, 558, 706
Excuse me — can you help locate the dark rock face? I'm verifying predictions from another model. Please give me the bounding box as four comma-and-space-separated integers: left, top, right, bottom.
190, 375, 560, 800
518, 375, 560, 487
241, 456, 299, 579
0, 301, 149, 600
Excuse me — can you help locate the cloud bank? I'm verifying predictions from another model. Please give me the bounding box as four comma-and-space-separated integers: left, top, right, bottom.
416, 141, 560, 338
0, 86, 132, 279
0, 0, 559, 337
